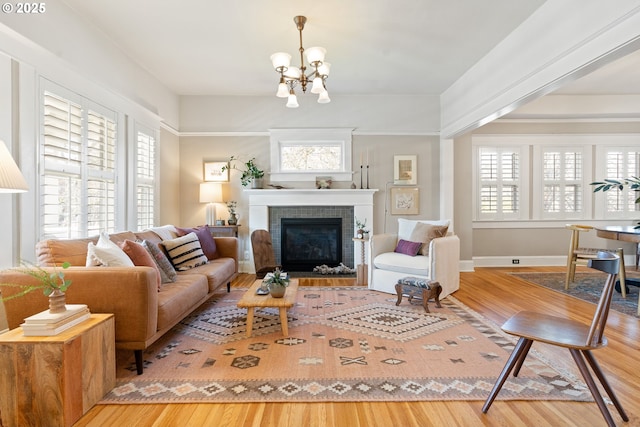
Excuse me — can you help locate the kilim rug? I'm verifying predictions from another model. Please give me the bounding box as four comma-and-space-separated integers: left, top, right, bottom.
102, 287, 591, 404
510, 271, 639, 318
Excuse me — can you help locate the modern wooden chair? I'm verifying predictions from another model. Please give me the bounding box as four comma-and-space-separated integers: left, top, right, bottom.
483, 252, 628, 427
251, 229, 281, 279
565, 224, 626, 297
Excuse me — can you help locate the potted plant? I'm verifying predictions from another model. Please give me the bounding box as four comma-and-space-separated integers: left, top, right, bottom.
226, 200, 238, 225
355, 217, 369, 239
591, 176, 640, 228
263, 268, 289, 298
222, 156, 265, 188
0, 261, 72, 313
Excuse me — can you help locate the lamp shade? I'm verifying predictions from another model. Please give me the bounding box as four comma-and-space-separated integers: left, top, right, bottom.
317, 89, 331, 104
270, 52, 291, 70
199, 182, 223, 203
0, 140, 28, 193
305, 47, 326, 64
317, 61, 331, 76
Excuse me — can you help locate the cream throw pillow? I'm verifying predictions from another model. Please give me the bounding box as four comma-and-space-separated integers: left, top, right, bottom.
86, 231, 135, 267
161, 232, 209, 271
409, 222, 449, 256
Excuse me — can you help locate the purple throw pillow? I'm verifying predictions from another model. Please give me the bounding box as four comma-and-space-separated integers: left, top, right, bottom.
175, 225, 219, 260
394, 239, 423, 256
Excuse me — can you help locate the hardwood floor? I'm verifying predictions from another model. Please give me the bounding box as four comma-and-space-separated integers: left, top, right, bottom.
74, 268, 640, 427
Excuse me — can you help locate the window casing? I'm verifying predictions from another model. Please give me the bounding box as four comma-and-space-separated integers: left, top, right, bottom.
594, 145, 640, 219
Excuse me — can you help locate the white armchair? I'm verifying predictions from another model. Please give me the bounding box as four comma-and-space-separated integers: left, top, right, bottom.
369, 219, 460, 298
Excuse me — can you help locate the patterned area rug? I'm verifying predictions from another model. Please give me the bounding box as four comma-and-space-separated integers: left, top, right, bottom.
102, 287, 591, 404
510, 272, 639, 318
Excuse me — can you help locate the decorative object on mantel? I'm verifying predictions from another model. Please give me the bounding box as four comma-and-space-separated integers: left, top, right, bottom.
359, 149, 371, 189
313, 263, 356, 275
268, 184, 289, 189
263, 268, 290, 298
226, 200, 238, 225
270, 16, 330, 108
222, 156, 265, 188
315, 176, 332, 189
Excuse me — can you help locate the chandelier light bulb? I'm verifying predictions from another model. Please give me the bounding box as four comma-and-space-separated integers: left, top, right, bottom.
286, 92, 299, 108
317, 61, 331, 76
310, 76, 324, 94
318, 89, 331, 104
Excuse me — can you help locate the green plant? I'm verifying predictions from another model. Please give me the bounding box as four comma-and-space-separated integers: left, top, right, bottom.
0, 261, 72, 302
355, 217, 369, 233
263, 268, 289, 287
226, 200, 237, 214
222, 156, 265, 187
591, 176, 640, 228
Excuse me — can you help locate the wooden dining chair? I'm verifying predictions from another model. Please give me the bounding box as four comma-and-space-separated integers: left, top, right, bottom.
482, 252, 628, 427
565, 224, 626, 297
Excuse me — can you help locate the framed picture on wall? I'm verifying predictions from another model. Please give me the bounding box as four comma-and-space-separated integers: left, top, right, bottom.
203, 161, 229, 182
390, 187, 419, 215
393, 155, 417, 185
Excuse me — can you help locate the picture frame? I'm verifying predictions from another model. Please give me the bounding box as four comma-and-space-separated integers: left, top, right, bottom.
390, 187, 419, 215
393, 155, 417, 185
203, 161, 229, 182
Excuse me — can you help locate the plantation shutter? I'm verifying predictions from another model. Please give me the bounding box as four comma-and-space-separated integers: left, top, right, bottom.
541, 148, 582, 217
41, 87, 118, 239
605, 149, 640, 214
477, 147, 520, 220
136, 129, 156, 230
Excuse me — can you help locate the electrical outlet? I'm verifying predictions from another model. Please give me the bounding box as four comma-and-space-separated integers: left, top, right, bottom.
244, 250, 250, 260
512, 259, 520, 264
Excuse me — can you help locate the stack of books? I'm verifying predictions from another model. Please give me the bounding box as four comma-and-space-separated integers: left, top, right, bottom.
20, 304, 91, 336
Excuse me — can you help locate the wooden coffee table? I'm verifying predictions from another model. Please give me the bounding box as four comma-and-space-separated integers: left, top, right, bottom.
237, 279, 299, 337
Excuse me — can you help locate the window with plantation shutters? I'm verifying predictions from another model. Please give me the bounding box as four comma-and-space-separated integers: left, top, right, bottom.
41, 85, 117, 239
540, 147, 583, 218
135, 127, 156, 231
475, 146, 523, 220
602, 147, 640, 216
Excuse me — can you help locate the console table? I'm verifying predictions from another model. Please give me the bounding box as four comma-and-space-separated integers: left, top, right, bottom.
209, 224, 240, 237
0, 314, 115, 427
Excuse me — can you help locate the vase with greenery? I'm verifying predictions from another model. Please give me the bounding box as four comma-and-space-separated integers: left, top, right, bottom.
0, 261, 72, 313
226, 200, 238, 225
355, 217, 369, 239
591, 177, 640, 229
222, 156, 265, 188
263, 268, 289, 298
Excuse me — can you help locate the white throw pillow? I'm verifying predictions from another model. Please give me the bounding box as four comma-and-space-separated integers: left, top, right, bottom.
161, 232, 209, 271
86, 231, 135, 267
397, 218, 450, 241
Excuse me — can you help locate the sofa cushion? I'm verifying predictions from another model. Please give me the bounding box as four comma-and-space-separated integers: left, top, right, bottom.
86, 232, 135, 267
398, 218, 450, 242
373, 252, 430, 276
176, 225, 219, 260
185, 257, 237, 292
161, 232, 209, 271
142, 240, 177, 284
120, 240, 162, 290
156, 274, 209, 331
36, 236, 98, 266
134, 230, 164, 246
410, 222, 449, 256
394, 239, 422, 256
148, 225, 178, 241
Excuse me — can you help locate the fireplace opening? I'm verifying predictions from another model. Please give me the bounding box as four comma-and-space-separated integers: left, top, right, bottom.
281, 218, 342, 271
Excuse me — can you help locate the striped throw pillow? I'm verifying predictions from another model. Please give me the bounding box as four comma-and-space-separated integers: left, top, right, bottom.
161, 232, 208, 271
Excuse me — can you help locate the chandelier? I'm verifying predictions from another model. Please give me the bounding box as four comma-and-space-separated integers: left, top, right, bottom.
270, 16, 330, 108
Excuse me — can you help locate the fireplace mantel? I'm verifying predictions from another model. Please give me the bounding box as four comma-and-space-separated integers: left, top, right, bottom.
246, 189, 378, 276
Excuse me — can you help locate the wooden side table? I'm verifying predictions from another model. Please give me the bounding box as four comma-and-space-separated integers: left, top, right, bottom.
209, 224, 240, 237
353, 237, 368, 285
0, 313, 115, 427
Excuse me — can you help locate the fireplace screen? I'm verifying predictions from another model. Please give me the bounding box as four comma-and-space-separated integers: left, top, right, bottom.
281, 218, 342, 271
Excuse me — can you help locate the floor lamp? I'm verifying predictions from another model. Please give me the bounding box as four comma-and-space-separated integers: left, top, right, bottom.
0, 139, 29, 333
199, 182, 223, 225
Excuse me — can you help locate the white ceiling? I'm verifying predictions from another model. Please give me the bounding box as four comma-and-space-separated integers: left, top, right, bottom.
61, 0, 551, 97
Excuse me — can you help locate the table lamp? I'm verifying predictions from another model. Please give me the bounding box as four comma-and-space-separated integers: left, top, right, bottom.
199, 182, 223, 225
